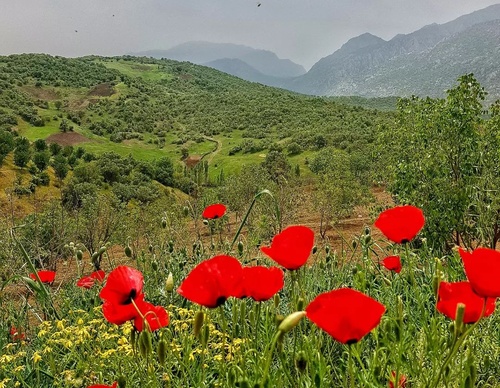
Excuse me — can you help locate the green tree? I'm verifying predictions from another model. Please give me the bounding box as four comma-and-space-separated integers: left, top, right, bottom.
154, 157, 174, 186
310, 148, 367, 238
0, 130, 15, 166
32, 151, 50, 172
385, 74, 493, 250
13, 137, 31, 168
52, 154, 69, 181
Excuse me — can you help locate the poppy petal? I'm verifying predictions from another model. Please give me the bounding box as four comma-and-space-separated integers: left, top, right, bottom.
177, 255, 243, 308
202, 203, 227, 219
306, 288, 386, 344
102, 297, 144, 325
77, 276, 95, 289
236, 266, 284, 301
436, 281, 496, 323
381, 256, 402, 273
29, 270, 56, 284
460, 247, 500, 298
374, 205, 425, 244
99, 266, 144, 305
260, 225, 314, 270
133, 301, 170, 332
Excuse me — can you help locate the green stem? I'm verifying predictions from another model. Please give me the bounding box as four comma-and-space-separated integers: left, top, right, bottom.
431, 298, 487, 387
261, 331, 282, 386
230, 189, 280, 250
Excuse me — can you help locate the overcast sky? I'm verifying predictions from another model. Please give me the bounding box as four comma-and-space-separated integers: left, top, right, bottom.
1, 0, 499, 69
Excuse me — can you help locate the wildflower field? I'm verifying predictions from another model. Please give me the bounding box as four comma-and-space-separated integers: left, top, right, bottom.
1, 197, 500, 388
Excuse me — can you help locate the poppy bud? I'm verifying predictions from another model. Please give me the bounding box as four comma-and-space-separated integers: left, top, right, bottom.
237, 379, 250, 388
165, 272, 174, 293
432, 275, 439, 296
117, 376, 127, 388
364, 226, 370, 235
297, 297, 305, 311
295, 351, 307, 372
161, 217, 167, 229
325, 245, 330, 254
158, 339, 167, 365
91, 251, 99, 263
148, 244, 154, 253
124, 245, 132, 258
314, 372, 321, 388
98, 246, 106, 256
168, 240, 174, 253
312, 245, 317, 254
383, 277, 392, 286
76, 250, 83, 260
139, 330, 152, 357
273, 294, 280, 309
194, 310, 204, 338
275, 314, 284, 326
237, 240, 244, 255
151, 261, 158, 271
203, 219, 209, 226
364, 235, 371, 244
352, 240, 357, 249
228, 369, 236, 386
454, 303, 466, 337
278, 311, 306, 334
183, 206, 189, 217
201, 324, 210, 348
130, 329, 136, 351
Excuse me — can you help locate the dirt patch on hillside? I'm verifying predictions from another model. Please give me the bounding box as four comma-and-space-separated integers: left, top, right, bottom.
46, 132, 90, 146
88, 83, 115, 97
184, 155, 201, 168
20, 86, 60, 101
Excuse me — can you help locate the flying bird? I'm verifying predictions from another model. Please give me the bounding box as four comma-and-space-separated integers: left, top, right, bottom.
257, 2, 261, 7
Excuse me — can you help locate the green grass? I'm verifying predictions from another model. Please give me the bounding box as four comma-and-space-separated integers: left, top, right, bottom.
100, 60, 173, 82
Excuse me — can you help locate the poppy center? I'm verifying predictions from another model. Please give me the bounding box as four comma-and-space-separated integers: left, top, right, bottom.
346, 338, 358, 345
124, 288, 137, 305
215, 296, 226, 307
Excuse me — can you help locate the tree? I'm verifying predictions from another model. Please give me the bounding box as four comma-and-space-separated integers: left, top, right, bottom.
310, 148, 367, 239
154, 157, 174, 186
0, 130, 14, 166
13, 137, 31, 168
52, 154, 69, 181
261, 151, 291, 184
32, 151, 50, 172
385, 74, 495, 251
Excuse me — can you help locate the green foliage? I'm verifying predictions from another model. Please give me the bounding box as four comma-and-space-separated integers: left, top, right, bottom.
13, 136, 31, 168
384, 74, 499, 251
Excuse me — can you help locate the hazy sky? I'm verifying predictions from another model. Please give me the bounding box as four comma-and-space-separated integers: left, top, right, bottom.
1, 0, 499, 69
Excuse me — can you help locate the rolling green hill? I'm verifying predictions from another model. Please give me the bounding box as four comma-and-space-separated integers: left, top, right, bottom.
0, 54, 394, 180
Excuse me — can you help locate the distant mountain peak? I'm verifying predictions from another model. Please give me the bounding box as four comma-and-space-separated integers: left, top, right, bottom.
340, 33, 385, 52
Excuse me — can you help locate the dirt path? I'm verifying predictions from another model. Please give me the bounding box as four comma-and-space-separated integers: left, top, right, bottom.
200, 136, 221, 164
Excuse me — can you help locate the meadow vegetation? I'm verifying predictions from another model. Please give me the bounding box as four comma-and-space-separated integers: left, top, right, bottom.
0, 54, 500, 387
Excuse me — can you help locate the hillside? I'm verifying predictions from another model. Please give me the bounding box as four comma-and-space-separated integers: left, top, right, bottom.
0, 54, 393, 180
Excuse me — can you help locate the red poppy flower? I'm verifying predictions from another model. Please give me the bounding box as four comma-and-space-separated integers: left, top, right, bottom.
100, 266, 144, 324
29, 270, 56, 284
381, 256, 402, 273
177, 255, 243, 308
202, 203, 227, 219
436, 281, 496, 323
10, 326, 26, 341
305, 288, 386, 344
133, 301, 169, 332
77, 270, 106, 289
389, 371, 407, 388
88, 382, 117, 388
460, 247, 500, 298
235, 266, 284, 301
374, 205, 425, 244
260, 225, 315, 270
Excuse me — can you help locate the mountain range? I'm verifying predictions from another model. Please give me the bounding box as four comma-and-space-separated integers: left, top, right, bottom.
131, 42, 306, 79
132, 4, 500, 101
